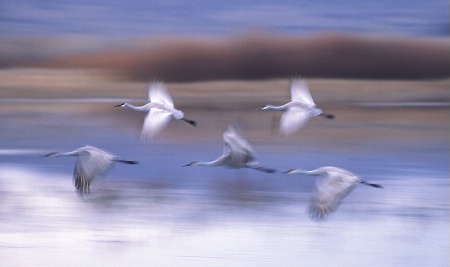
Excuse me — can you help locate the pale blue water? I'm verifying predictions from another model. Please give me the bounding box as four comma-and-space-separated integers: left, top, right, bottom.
0, 96, 449, 266
0, 164, 448, 267
1, 0, 448, 38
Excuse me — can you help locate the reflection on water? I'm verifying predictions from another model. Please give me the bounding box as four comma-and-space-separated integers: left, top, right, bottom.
0, 163, 448, 267
1, 78, 449, 266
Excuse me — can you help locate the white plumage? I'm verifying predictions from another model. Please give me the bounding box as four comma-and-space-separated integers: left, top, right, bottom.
284, 166, 382, 220
258, 78, 334, 135
184, 124, 276, 173
115, 82, 197, 139
45, 146, 138, 196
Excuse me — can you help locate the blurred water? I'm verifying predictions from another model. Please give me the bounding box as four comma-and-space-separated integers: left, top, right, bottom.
0, 94, 449, 266
0, 164, 448, 267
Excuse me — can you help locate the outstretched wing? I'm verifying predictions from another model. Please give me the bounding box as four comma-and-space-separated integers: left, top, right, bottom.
149, 82, 174, 107
142, 108, 172, 139
222, 124, 257, 168
224, 129, 275, 173
290, 78, 315, 105
223, 124, 256, 157
280, 108, 310, 135
73, 148, 114, 195
222, 139, 232, 156
309, 170, 359, 220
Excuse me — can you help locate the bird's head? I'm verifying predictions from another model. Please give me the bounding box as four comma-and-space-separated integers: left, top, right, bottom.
283, 168, 307, 175
114, 103, 126, 107
44, 152, 59, 157
282, 168, 297, 174
183, 161, 199, 167
256, 105, 269, 110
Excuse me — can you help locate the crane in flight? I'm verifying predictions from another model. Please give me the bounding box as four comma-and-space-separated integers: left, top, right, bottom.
45, 145, 138, 196
284, 166, 382, 221
258, 78, 334, 135
115, 81, 197, 140
183, 124, 276, 173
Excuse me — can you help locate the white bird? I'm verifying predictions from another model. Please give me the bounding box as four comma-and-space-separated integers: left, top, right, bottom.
258, 78, 334, 135
45, 146, 138, 196
115, 81, 197, 139
284, 166, 382, 221
183, 124, 276, 173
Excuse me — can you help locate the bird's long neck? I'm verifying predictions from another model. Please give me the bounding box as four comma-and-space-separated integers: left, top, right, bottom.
194, 161, 213, 166
260, 104, 289, 111
122, 103, 152, 112
290, 169, 323, 176
196, 158, 224, 166
45, 150, 79, 157
191, 153, 229, 166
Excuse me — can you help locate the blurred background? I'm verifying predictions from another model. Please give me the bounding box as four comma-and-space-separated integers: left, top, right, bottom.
0, 1, 449, 266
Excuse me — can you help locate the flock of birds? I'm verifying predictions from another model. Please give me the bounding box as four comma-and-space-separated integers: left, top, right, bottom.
45, 78, 383, 221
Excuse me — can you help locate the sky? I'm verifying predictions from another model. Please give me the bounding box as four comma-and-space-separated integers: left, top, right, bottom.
1, 0, 448, 39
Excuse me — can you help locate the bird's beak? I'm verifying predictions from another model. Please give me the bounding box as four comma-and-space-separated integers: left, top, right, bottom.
44, 152, 58, 157
114, 103, 124, 107
282, 169, 295, 174
182, 162, 196, 167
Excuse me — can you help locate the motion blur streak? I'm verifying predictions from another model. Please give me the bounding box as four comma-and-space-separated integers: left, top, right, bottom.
1, 34, 449, 81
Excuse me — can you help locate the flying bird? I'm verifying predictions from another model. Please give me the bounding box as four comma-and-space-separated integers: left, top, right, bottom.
284, 166, 382, 220
183, 124, 276, 173
115, 82, 197, 139
258, 78, 334, 135
45, 146, 138, 196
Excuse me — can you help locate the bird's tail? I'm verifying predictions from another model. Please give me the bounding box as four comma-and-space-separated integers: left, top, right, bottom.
114, 159, 139, 165
319, 113, 335, 119
361, 180, 383, 188
249, 165, 277, 174
182, 118, 197, 127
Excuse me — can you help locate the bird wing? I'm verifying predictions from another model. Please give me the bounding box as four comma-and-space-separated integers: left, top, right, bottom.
222, 125, 258, 168
73, 148, 114, 195
280, 108, 310, 135
222, 139, 232, 155
149, 82, 174, 107
290, 78, 315, 105
142, 108, 172, 139
223, 125, 256, 157
308, 170, 359, 220
211, 152, 232, 166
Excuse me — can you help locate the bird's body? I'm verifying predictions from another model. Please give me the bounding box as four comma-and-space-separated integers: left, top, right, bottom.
115, 82, 196, 139
45, 146, 138, 196
258, 78, 334, 135
284, 166, 382, 220
184, 124, 276, 173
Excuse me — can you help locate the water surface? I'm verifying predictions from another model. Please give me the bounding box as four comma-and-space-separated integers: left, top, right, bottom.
0, 79, 448, 266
